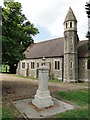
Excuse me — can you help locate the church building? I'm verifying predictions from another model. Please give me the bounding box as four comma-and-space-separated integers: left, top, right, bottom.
16, 7, 89, 82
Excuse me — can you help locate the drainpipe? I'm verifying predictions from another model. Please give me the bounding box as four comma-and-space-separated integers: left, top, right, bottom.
62, 57, 64, 81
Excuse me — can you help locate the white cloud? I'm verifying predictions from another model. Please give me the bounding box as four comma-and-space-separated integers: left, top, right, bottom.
48, 16, 64, 37
20, 0, 87, 40
0, 0, 3, 6
2, 0, 88, 40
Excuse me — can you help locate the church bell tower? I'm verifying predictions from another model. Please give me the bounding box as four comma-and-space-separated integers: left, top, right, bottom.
64, 7, 78, 82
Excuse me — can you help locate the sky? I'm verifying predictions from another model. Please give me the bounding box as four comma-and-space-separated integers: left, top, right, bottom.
0, 0, 88, 42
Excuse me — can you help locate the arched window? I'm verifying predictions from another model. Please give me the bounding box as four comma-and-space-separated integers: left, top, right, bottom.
22, 62, 25, 68
58, 61, 60, 70
66, 23, 67, 29
37, 63, 39, 68
55, 61, 57, 70
31, 62, 35, 69
70, 22, 72, 28
71, 62, 72, 68
55, 61, 60, 70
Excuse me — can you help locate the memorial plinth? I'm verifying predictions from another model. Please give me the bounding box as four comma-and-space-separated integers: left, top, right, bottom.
32, 65, 54, 109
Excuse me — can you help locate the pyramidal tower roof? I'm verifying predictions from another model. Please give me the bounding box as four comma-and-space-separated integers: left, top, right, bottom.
64, 7, 77, 23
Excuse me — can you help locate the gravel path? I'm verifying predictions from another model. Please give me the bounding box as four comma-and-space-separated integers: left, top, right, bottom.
2, 73, 88, 100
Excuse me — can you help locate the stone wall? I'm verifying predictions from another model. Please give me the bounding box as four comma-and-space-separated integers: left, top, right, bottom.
64, 30, 78, 82
16, 57, 89, 82
16, 60, 27, 76
17, 57, 63, 80
64, 53, 78, 82
79, 58, 88, 82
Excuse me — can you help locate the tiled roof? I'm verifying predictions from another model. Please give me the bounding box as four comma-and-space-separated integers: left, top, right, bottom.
78, 40, 88, 57
24, 37, 88, 59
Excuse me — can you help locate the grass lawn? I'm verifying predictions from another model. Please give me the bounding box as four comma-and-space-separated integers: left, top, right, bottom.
56, 108, 88, 119
49, 78, 62, 83
12, 74, 63, 82
2, 98, 22, 119
55, 89, 88, 106
2, 106, 22, 119
54, 89, 88, 119
2, 107, 14, 118
13, 74, 63, 83
12, 74, 88, 87
13, 74, 38, 80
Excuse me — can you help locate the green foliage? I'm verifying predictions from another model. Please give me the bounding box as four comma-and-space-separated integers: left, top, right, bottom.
2, 2, 39, 73
56, 89, 88, 106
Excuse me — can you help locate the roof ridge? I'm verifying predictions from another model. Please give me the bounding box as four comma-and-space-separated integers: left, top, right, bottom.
35, 37, 64, 44
79, 40, 88, 42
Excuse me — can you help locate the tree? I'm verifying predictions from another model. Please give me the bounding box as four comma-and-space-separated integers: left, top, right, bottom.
2, 2, 39, 73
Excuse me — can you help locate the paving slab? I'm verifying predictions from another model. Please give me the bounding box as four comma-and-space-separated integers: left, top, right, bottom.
12, 98, 74, 118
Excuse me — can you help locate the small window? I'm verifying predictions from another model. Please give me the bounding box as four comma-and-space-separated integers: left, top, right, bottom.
31, 62, 35, 69
55, 61, 57, 69
87, 60, 90, 69
22, 62, 25, 68
55, 61, 60, 70
37, 63, 39, 68
70, 22, 72, 28
66, 23, 67, 29
58, 61, 60, 70
71, 62, 72, 68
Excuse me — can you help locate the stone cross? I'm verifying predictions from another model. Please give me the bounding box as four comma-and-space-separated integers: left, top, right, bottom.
32, 57, 54, 109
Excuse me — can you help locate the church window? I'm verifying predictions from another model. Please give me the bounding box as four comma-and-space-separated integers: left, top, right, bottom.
71, 62, 72, 68
55, 61, 60, 70
58, 61, 60, 69
37, 63, 39, 68
22, 62, 25, 68
66, 23, 67, 29
70, 22, 72, 28
55, 61, 57, 69
31, 62, 35, 69
87, 60, 90, 69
